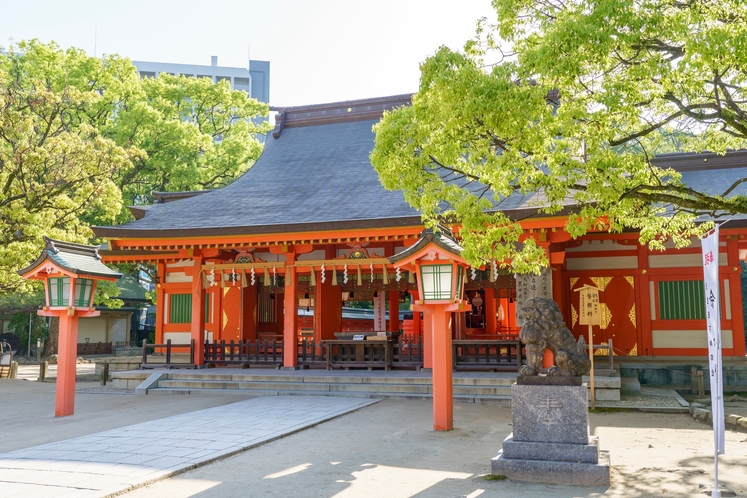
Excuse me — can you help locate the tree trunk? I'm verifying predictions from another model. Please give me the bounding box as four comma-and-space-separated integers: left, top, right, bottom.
44, 316, 59, 357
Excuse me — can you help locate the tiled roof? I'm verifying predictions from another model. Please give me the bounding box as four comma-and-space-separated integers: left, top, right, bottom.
92, 92, 747, 239
18, 238, 122, 279
94, 115, 422, 238
389, 227, 464, 264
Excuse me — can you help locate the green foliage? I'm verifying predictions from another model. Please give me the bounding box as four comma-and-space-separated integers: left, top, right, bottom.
0, 43, 129, 292
8, 312, 48, 355
0, 40, 270, 294
107, 72, 270, 214
0, 286, 44, 313
371, 1, 747, 272
94, 280, 123, 309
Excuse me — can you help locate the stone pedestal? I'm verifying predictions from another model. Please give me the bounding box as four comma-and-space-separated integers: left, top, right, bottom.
491, 380, 611, 486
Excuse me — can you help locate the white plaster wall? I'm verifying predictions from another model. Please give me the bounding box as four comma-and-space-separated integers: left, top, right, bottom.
163, 332, 191, 344
565, 240, 637, 252
652, 329, 734, 348
110, 318, 127, 343
165, 272, 192, 283
566, 256, 638, 271
167, 260, 193, 268
79, 318, 108, 343
648, 253, 727, 268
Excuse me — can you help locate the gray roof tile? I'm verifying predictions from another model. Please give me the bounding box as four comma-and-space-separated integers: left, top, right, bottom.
95, 119, 421, 237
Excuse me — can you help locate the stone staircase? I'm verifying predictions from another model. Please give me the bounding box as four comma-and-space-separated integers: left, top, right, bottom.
583, 369, 623, 401
112, 370, 515, 403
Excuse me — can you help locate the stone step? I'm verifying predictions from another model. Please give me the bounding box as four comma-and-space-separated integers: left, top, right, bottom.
153, 372, 515, 386
145, 387, 512, 404
581, 374, 621, 389
582, 373, 623, 401
156, 378, 513, 396
621, 377, 642, 395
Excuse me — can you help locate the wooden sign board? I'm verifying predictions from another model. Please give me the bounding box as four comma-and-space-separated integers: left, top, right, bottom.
515, 267, 553, 326
576, 284, 601, 326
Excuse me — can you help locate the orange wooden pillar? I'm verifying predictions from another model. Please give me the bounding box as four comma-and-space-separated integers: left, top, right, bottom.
191, 256, 206, 366
388, 291, 400, 332
55, 314, 79, 417
315, 269, 341, 341
155, 262, 166, 343
420, 304, 454, 430
411, 288, 428, 368
283, 256, 298, 367
484, 288, 496, 335
726, 239, 747, 356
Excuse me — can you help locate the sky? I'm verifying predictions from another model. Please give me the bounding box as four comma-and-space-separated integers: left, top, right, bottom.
1, 0, 496, 107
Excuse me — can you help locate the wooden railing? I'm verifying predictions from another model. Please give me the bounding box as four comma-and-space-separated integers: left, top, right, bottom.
452, 340, 524, 372
77, 341, 112, 355
392, 336, 423, 368
113, 341, 137, 348
195, 337, 518, 372
204, 339, 284, 367
297, 339, 325, 367
324, 340, 392, 371
141, 339, 195, 369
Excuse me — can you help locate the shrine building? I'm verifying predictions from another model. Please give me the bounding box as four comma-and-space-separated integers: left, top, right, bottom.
92, 94, 747, 369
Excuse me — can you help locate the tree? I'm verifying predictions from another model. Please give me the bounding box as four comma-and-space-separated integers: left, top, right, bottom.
1, 41, 269, 355
103, 71, 270, 215
5, 40, 270, 220
0, 47, 128, 292
0, 40, 270, 290
371, 0, 747, 272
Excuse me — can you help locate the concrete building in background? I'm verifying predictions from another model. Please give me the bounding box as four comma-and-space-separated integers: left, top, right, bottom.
132, 55, 270, 105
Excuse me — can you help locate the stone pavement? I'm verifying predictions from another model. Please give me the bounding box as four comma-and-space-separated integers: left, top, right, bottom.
14, 363, 97, 382
0, 396, 379, 497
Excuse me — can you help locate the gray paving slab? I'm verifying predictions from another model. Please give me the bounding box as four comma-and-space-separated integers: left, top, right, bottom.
0, 396, 378, 498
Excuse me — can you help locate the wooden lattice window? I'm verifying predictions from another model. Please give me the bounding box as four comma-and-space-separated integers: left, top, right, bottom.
48, 277, 69, 307
170, 294, 192, 323
657, 280, 706, 320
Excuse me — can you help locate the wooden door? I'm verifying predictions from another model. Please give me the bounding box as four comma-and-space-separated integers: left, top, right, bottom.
569, 276, 638, 356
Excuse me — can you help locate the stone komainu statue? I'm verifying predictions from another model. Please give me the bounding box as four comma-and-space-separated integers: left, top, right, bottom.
518, 297, 591, 377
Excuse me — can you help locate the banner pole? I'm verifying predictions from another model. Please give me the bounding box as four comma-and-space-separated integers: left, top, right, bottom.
588, 323, 595, 410
702, 225, 724, 497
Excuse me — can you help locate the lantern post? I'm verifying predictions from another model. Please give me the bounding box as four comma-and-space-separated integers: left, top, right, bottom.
389, 227, 470, 430
18, 238, 122, 417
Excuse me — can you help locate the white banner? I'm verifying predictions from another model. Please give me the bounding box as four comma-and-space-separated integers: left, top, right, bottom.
702, 227, 725, 454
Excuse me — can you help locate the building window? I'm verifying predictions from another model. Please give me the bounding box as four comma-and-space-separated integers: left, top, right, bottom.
658, 280, 706, 320
170, 294, 192, 323
139, 71, 156, 78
